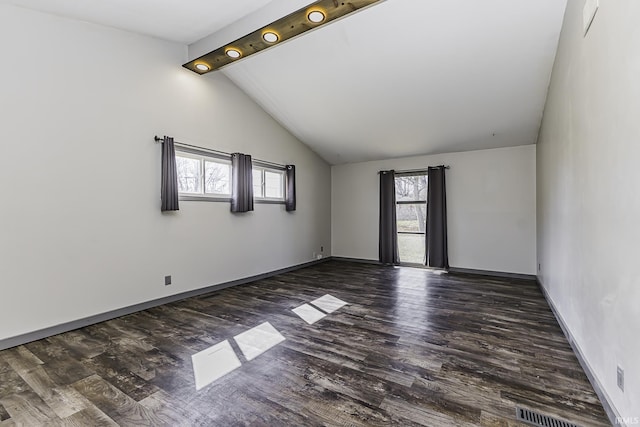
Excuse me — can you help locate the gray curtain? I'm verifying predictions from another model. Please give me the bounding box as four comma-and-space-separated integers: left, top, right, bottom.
231, 153, 254, 213
161, 136, 179, 212
285, 165, 296, 212
426, 166, 448, 269
379, 170, 399, 264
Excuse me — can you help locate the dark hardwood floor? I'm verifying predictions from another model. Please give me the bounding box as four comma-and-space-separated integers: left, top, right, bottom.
0, 261, 610, 426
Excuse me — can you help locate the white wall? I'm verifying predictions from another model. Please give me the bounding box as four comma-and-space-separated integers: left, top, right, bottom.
0, 5, 331, 342
537, 0, 640, 420
332, 145, 536, 275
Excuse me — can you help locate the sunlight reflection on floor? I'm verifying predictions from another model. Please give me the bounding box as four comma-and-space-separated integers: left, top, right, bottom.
192, 294, 351, 390
292, 303, 326, 324
311, 294, 348, 313
234, 321, 285, 361
191, 340, 242, 390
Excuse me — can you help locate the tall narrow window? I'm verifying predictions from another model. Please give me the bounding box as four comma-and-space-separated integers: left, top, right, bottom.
395, 174, 427, 264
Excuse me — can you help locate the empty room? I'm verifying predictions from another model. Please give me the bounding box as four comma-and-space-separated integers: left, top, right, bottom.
0, 0, 638, 425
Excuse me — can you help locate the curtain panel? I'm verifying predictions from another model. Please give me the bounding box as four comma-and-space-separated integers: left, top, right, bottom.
285, 165, 296, 212
231, 153, 254, 213
425, 166, 448, 269
161, 136, 179, 212
379, 170, 399, 265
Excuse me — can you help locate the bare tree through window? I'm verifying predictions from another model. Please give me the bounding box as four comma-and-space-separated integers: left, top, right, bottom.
205, 161, 230, 194
177, 156, 201, 194
176, 154, 230, 196
175, 151, 284, 200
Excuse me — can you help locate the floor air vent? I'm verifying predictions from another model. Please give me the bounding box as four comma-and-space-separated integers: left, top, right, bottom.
516, 407, 580, 427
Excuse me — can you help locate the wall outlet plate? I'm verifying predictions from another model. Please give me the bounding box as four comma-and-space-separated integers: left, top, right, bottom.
617, 366, 624, 392
165, 275, 172, 286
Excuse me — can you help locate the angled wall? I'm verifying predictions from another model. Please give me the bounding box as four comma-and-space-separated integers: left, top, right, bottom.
0, 5, 331, 342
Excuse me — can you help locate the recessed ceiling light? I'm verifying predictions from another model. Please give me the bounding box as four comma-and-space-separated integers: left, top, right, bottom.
195, 63, 210, 72
226, 49, 241, 59
263, 32, 279, 43
183, 0, 383, 73
307, 10, 325, 23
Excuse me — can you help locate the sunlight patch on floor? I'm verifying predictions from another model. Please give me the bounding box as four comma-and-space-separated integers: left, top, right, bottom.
311, 294, 348, 313
292, 303, 327, 324
191, 340, 241, 390
234, 321, 285, 361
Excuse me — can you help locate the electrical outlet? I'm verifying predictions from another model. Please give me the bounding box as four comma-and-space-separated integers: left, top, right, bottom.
320, 246, 324, 252
165, 275, 172, 286
617, 366, 624, 391
538, 263, 541, 271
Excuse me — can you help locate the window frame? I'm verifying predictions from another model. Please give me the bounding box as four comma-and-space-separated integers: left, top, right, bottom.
395, 172, 428, 265
175, 147, 286, 204
176, 148, 232, 202
252, 164, 286, 203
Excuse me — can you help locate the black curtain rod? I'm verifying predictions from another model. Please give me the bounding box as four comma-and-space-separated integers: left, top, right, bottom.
379, 166, 450, 175
154, 136, 285, 169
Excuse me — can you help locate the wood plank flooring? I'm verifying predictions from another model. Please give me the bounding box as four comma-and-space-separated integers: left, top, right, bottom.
0, 261, 610, 426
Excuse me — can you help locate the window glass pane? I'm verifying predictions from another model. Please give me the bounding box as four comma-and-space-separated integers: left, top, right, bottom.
176, 155, 202, 194
396, 204, 426, 233
395, 175, 427, 201
264, 171, 283, 199
205, 161, 230, 195
398, 234, 425, 264
252, 169, 263, 198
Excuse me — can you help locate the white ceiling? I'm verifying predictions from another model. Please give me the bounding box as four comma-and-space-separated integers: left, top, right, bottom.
6, 0, 567, 165
220, 0, 567, 164
2, 0, 274, 44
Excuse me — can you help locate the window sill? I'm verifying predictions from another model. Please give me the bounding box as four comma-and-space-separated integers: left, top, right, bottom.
179, 195, 230, 203
178, 195, 285, 205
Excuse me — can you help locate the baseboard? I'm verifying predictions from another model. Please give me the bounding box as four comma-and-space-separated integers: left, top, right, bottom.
0, 258, 330, 352
330, 256, 382, 265
448, 267, 536, 281
330, 258, 536, 281
537, 278, 622, 427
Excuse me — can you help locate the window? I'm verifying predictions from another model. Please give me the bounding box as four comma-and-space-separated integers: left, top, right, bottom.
176, 151, 231, 198
252, 165, 285, 201
176, 150, 285, 202
395, 174, 428, 264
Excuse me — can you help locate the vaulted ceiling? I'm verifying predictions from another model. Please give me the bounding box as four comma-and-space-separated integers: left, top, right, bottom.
5, 0, 568, 165
1, 0, 274, 44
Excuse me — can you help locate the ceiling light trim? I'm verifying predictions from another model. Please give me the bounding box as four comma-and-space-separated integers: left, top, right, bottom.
183, 0, 385, 74
307, 10, 326, 23
262, 31, 279, 43
194, 63, 211, 71
225, 48, 242, 59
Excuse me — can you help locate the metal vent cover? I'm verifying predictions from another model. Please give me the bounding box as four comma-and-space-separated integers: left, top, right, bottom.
516, 407, 581, 427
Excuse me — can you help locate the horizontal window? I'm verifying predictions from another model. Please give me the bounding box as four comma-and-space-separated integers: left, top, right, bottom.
253, 166, 285, 201
176, 150, 285, 203
176, 151, 231, 198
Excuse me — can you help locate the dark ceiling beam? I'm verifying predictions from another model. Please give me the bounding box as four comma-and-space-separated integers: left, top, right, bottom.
183, 0, 384, 74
